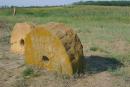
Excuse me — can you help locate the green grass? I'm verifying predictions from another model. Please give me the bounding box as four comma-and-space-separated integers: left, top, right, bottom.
0, 5, 130, 81
90, 47, 99, 51
22, 67, 40, 78
22, 67, 34, 77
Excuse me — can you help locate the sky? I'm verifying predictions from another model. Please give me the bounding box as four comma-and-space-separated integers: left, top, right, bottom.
0, 0, 115, 7
0, 0, 90, 7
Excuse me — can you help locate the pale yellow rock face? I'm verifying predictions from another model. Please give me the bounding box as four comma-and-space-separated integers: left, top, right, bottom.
25, 23, 84, 76
45, 22, 84, 74
10, 22, 35, 54
25, 26, 73, 76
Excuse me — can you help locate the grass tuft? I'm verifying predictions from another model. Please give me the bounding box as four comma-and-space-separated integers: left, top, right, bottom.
90, 47, 99, 51
22, 67, 34, 77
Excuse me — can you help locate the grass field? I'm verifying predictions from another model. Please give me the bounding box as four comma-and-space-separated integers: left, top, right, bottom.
0, 5, 130, 87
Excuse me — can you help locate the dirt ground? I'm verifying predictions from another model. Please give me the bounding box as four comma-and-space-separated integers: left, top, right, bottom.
0, 23, 130, 87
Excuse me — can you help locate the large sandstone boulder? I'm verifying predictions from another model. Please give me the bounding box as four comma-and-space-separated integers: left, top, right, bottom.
25, 23, 84, 76
10, 22, 35, 54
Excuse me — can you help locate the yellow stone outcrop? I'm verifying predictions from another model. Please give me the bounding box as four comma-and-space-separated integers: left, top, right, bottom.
25, 23, 84, 76
10, 22, 35, 54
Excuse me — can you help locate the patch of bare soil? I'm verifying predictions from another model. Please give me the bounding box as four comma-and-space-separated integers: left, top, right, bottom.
0, 44, 24, 87
92, 39, 130, 55
15, 71, 129, 87
72, 71, 130, 87
0, 23, 24, 87
72, 72, 115, 87
111, 39, 130, 54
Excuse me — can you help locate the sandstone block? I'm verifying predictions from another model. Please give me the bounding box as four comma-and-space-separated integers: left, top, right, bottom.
25, 23, 84, 76
10, 22, 35, 54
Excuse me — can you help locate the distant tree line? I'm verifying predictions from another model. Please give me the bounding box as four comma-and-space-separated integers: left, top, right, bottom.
0, 5, 64, 8
73, 1, 130, 6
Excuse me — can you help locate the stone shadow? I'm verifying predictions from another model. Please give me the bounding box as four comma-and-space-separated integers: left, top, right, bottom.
83, 55, 124, 74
